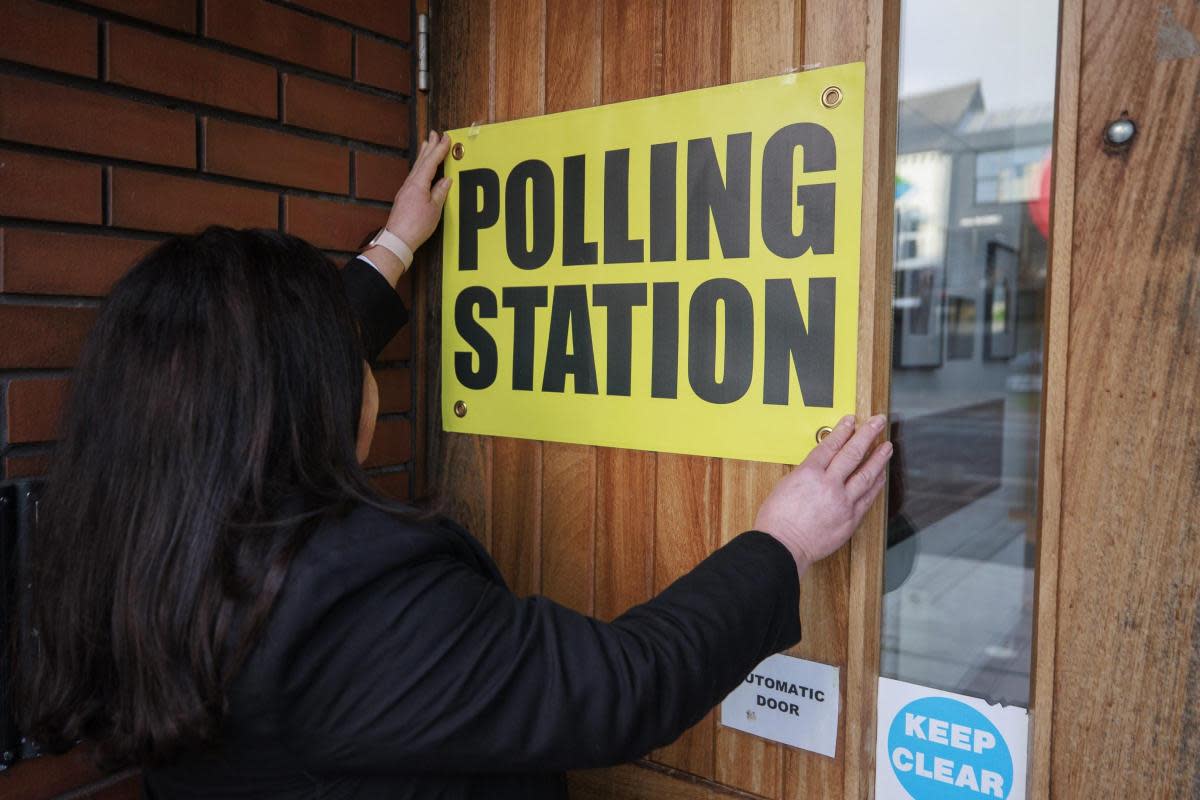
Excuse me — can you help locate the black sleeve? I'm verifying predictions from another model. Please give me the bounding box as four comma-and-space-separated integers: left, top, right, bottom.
278, 530, 801, 775
341, 256, 408, 361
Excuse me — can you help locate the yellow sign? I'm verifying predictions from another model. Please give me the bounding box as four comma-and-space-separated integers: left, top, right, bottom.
441, 63, 864, 464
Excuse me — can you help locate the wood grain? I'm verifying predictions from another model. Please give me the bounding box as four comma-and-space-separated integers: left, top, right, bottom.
426, 2, 907, 798
427, 0, 494, 544
489, 0, 546, 597
648, 0, 728, 779
1026, 0, 1082, 794
709, 3, 795, 797
411, 0, 431, 504
542, 443, 597, 614
1051, 0, 1200, 796
569, 762, 764, 799
809, 0, 901, 796
540, 0, 602, 617
592, 0, 663, 626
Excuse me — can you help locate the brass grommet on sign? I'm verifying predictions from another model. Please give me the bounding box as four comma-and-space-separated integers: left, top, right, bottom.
816, 425, 834, 444
821, 86, 843, 109
453, 400, 468, 418
452, 142, 465, 160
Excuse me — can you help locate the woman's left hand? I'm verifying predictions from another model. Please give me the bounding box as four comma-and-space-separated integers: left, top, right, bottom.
384, 130, 454, 251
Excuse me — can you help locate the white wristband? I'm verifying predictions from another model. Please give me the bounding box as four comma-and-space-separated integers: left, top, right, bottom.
369, 228, 414, 270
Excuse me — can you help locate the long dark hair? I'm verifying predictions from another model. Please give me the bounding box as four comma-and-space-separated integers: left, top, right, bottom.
16, 227, 388, 768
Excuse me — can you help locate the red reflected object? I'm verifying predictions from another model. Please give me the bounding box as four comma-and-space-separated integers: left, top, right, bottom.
1028, 154, 1052, 239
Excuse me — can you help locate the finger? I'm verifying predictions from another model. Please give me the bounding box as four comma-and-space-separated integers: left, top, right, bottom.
846, 440, 893, 501
414, 132, 452, 184
431, 176, 452, 207
412, 131, 436, 171
805, 414, 856, 470
852, 469, 887, 518
828, 414, 887, 480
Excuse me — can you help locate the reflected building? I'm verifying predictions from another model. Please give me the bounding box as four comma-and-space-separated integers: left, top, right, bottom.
882, 82, 1055, 709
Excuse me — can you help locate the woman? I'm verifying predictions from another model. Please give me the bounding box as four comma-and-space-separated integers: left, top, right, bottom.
17, 131, 892, 799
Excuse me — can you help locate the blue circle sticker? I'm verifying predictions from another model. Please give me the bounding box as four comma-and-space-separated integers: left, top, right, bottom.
886, 696, 1013, 799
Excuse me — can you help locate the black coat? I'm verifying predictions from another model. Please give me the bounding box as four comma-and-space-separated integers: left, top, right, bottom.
143, 258, 803, 799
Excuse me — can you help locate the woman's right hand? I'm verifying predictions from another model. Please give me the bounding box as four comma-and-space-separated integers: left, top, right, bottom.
384, 130, 454, 251
753, 414, 893, 575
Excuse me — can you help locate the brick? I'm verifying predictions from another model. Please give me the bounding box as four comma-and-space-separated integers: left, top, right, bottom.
7, 377, 68, 443
108, 25, 276, 117
4, 452, 52, 478
289, 0, 409, 41
285, 195, 387, 251
111, 169, 278, 234
81, 0, 195, 32
1, 228, 156, 296
283, 74, 408, 148
0, 75, 194, 168
363, 416, 411, 467
374, 366, 411, 413
0, 305, 98, 368
0, 149, 101, 224
354, 150, 409, 202
206, 0, 351, 77
377, 323, 410, 361
370, 470, 410, 501
205, 119, 349, 194
355, 35, 411, 94
0, 0, 97, 77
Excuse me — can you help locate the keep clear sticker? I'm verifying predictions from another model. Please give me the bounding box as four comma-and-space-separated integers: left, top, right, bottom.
719, 653, 840, 757
875, 677, 1029, 800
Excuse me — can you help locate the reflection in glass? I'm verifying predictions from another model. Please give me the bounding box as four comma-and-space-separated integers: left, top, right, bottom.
881, 0, 1060, 710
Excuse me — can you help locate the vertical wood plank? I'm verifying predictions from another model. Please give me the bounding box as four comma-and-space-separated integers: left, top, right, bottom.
540, 0, 602, 617
709, 3, 794, 796
1026, 0, 1081, 795
595, 448, 658, 620
805, 0, 902, 797
651, 459, 722, 775
569, 762, 738, 799
796, 2, 859, 737
715, 460, 788, 796
648, 0, 728, 779
1052, 0, 1200, 796
593, 0, 664, 624
489, 0, 546, 597
411, 0, 431, 505
542, 443, 597, 613
427, 0, 493, 544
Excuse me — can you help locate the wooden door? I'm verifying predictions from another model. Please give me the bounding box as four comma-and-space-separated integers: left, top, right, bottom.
414, 1, 1200, 798
419, 1, 897, 797
1034, 0, 1200, 795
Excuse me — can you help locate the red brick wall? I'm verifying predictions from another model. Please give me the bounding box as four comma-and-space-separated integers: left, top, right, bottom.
0, 0, 417, 795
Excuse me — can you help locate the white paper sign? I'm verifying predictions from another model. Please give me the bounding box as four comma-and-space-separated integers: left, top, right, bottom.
719, 653, 840, 757
875, 677, 1028, 800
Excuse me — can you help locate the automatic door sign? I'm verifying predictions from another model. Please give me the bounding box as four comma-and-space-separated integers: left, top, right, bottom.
875, 677, 1029, 800
718, 653, 840, 757
440, 63, 865, 464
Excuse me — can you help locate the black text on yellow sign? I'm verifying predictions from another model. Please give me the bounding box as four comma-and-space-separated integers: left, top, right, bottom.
441, 64, 864, 464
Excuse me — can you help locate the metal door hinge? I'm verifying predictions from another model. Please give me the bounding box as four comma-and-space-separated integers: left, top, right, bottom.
417, 13, 429, 92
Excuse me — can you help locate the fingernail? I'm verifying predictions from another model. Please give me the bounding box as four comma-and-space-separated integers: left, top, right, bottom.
869, 415, 886, 430
882, 441, 894, 455
840, 414, 855, 427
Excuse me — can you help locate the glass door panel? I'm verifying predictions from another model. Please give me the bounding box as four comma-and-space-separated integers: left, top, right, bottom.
882, 0, 1060, 710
